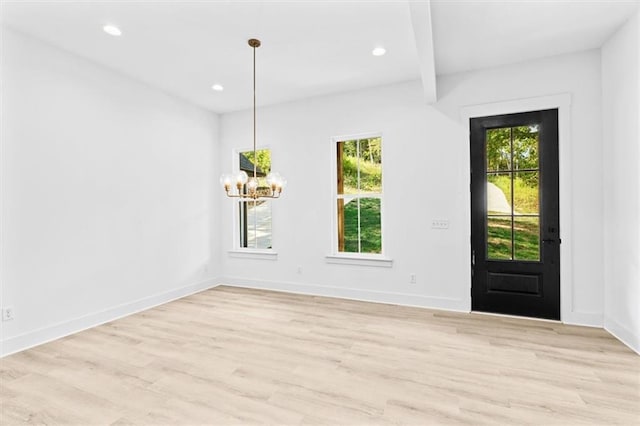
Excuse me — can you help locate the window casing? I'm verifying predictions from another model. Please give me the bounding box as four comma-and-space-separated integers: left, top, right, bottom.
333, 135, 384, 256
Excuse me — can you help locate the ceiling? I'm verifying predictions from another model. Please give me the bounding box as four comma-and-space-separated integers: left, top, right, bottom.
1, 0, 638, 113
431, 0, 638, 75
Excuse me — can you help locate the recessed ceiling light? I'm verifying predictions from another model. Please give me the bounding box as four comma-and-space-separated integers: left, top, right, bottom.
211, 84, 224, 92
103, 25, 122, 37
372, 47, 386, 56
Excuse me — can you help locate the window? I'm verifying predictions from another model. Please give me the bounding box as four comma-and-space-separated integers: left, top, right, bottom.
238, 148, 272, 249
335, 136, 383, 254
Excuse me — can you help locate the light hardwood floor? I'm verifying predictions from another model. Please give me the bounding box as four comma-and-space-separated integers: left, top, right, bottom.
1, 286, 639, 425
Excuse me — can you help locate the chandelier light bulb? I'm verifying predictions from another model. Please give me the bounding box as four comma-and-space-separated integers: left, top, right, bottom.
236, 171, 249, 185
220, 174, 232, 188
267, 172, 280, 187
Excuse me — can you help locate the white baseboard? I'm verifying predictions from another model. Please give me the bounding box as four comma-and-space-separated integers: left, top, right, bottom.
220, 277, 470, 313
0, 278, 220, 358
604, 315, 640, 355
562, 311, 603, 328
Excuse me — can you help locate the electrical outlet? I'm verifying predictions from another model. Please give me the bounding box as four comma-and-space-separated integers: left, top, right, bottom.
2, 307, 14, 322
431, 219, 449, 229
409, 273, 416, 284
297, 266, 303, 274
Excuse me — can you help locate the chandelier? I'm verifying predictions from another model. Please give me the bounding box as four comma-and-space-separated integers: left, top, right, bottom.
219, 38, 286, 200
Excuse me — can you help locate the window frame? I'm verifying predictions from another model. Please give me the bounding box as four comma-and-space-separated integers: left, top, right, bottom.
327, 133, 391, 267
228, 145, 278, 259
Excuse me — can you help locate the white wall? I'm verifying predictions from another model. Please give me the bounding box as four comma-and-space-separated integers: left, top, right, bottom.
219, 49, 605, 326
602, 11, 640, 353
0, 28, 220, 356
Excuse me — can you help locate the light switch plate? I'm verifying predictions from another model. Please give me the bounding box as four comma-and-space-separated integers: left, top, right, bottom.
431, 219, 449, 229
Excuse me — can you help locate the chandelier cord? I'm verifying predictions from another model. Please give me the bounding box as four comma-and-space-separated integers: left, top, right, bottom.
253, 42, 257, 181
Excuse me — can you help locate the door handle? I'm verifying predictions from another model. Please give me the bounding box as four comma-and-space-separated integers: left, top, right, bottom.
542, 238, 561, 244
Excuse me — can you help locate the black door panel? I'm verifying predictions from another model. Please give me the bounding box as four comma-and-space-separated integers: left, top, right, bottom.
470, 110, 560, 320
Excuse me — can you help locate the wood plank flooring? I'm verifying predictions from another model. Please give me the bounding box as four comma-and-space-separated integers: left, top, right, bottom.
1, 285, 639, 425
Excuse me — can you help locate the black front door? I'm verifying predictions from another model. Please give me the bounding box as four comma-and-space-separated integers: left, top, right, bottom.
470, 109, 560, 320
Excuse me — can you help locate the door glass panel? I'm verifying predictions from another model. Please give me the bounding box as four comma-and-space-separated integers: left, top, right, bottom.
514, 217, 540, 261
487, 216, 512, 260
512, 125, 539, 170
487, 172, 512, 214
486, 128, 511, 171
486, 124, 542, 263
514, 171, 539, 214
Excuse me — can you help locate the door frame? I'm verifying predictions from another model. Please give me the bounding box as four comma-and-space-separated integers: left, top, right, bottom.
461, 93, 577, 324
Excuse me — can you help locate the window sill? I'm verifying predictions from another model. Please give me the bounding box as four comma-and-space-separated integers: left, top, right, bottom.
228, 249, 278, 261
325, 254, 393, 268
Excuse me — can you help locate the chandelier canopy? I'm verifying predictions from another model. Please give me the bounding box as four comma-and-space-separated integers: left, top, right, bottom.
220, 38, 286, 200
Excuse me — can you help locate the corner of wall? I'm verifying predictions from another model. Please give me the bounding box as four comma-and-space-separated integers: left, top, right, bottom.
600, 8, 640, 355
209, 111, 223, 278
605, 315, 640, 355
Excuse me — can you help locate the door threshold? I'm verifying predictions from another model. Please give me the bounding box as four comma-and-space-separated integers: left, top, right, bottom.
471, 310, 561, 323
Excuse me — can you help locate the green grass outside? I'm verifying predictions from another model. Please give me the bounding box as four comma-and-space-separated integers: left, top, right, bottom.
343, 198, 381, 254
488, 216, 540, 260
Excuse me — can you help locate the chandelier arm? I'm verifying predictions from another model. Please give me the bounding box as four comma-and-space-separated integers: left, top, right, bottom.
224, 194, 279, 200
